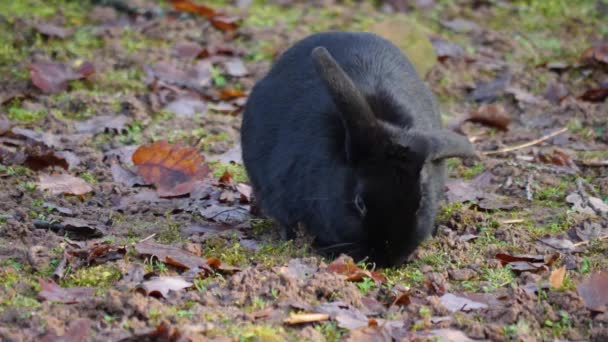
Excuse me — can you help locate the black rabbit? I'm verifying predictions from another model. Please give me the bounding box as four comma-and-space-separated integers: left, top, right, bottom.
241, 31, 476, 266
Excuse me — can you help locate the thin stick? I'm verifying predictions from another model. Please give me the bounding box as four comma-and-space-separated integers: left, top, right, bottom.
283, 313, 330, 325
482, 127, 568, 155
501, 219, 525, 224
573, 234, 608, 247
133, 233, 156, 245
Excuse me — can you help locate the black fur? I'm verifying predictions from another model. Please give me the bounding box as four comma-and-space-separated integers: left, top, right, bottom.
241, 32, 475, 266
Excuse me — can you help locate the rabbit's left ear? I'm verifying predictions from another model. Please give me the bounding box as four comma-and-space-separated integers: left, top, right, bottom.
427, 130, 478, 161
400, 130, 477, 161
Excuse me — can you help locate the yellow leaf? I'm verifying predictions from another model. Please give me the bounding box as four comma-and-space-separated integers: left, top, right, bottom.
549, 266, 566, 289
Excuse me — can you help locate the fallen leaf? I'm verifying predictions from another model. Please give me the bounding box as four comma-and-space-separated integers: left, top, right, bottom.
38, 173, 93, 196
343, 325, 392, 341
110, 161, 145, 187
575, 221, 607, 242
565, 192, 608, 216
415, 329, 476, 342
236, 183, 252, 203
467, 104, 511, 131
34, 23, 74, 39
132, 140, 210, 197
577, 271, 608, 312
219, 88, 246, 100
544, 82, 569, 104
223, 59, 248, 77
206, 257, 240, 273
164, 97, 207, 118
40, 318, 92, 342
537, 148, 578, 170
327, 255, 386, 282
169, 0, 215, 17
210, 15, 240, 31
580, 43, 608, 65
549, 266, 566, 289
29, 60, 95, 94
506, 86, 547, 106
314, 301, 374, 330
469, 72, 511, 102
207, 145, 242, 164
279, 258, 318, 280
134, 241, 212, 272
74, 115, 130, 134
430, 37, 464, 61
172, 42, 205, 59
144, 61, 211, 91
120, 322, 183, 341
283, 313, 330, 325
439, 293, 488, 312
39, 278, 94, 304
579, 87, 608, 103
33, 218, 107, 239
137, 276, 192, 298
199, 204, 249, 225
539, 235, 576, 251
440, 18, 480, 33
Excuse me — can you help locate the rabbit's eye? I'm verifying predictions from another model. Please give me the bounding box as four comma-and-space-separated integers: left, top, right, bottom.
354, 194, 367, 217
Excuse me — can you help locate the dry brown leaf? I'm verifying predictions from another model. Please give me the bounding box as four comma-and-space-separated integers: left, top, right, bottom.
577, 271, 608, 313
549, 266, 566, 289
580, 43, 608, 65
39, 278, 94, 304
467, 104, 511, 131
327, 255, 386, 282
134, 241, 212, 273
132, 140, 209, 197
37, 173, 93, 196
29, 60, 94, 94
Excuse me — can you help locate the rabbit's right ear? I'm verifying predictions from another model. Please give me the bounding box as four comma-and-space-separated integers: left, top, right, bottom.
312, 47, 378, 162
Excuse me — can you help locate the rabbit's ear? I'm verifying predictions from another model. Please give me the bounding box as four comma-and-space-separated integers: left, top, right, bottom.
426, 130, 478, 161
312, 46, 378, 160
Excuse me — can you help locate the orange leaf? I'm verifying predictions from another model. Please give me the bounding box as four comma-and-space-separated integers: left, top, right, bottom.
169, 0, 215, 18
219, 89, 246, 100
210, 15, 240, 31
549, 266, 566, 289
132, 140, 209, 197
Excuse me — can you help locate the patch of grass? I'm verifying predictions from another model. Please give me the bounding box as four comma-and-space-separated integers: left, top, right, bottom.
79, 171, 98, 184
315, 322, 347, 341
356, 277, 376, 295
62, 264, 121, 288
210, 162, 249, 183
8, 105, 46, 123
156, 214, 184, 244
436, 201, 465, 223
99, 69, 145, 92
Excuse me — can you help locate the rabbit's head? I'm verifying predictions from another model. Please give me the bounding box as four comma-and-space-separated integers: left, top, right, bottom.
312, 47, 476, 265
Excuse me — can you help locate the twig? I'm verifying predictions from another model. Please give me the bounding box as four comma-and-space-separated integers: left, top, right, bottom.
482, 127, 568, 155
525, 174, 534, 201
573, 234, 608, 247
500, 219, 525, 224
283, 313, 330, 325
133, 233, 156, 245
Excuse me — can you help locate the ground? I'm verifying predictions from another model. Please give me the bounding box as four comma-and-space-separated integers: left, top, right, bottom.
1, 0, 608, 341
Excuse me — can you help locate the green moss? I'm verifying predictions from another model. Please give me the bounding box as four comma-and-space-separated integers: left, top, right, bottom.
210, 162, 249, 183
8, 106, 46, 123
62, 264, 121, 288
